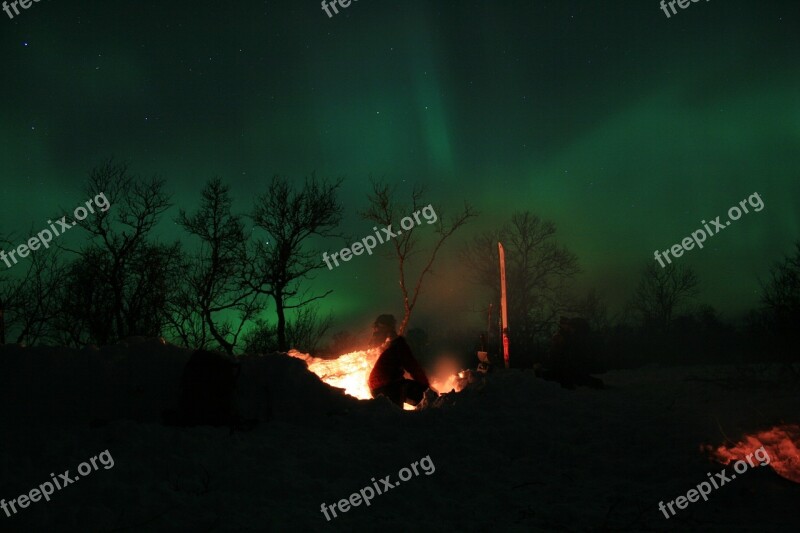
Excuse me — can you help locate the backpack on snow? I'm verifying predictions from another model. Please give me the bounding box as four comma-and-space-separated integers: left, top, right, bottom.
164, 349, 252, 429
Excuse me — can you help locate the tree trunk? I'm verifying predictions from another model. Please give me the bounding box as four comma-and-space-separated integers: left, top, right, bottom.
112, 266, 126, 343
205, 308, 234, 355
399, 310, 410, 336
275, 291, 287, 352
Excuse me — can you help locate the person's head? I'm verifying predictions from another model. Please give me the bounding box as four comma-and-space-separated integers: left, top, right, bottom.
370, 314, 397, 346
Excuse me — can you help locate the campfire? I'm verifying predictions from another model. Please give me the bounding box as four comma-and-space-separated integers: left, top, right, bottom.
705, 423, 800, 483
289, 348, 380, 401
289, 348, 468, 410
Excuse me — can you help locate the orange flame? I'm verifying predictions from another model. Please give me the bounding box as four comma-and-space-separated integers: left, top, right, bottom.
705, 423, 800, 483
428, 355, 469, 394
288, 348, 466, 410
289, 348, 380, 401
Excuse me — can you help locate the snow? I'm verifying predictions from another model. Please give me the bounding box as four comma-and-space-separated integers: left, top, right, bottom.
1, 340, 798, 531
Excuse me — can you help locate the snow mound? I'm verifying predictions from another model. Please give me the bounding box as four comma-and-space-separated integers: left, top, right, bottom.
0, 340, 362, 427
235, 352, 364, 420
0, 339, 187, 426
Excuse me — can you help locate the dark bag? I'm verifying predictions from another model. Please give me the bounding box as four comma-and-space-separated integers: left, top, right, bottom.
165, 349, 242, 428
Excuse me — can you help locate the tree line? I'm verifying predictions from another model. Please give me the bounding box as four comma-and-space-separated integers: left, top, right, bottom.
1, 159, 797, 368
459, 215, 799, 368
0, 159, 475, 355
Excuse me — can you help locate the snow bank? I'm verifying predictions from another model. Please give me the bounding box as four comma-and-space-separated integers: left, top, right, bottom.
235, 351, 364, 420
0, 338, 187, 426
1, 346, 798, 531
0, 339, 362, 427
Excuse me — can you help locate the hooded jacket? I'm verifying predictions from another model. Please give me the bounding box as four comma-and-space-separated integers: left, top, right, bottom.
368, 336, 430, 391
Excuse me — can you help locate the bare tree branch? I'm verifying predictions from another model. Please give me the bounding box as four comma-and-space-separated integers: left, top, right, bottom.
460, 211, 580, 347
361, 179, 477, 334
173, 178, 262, 354
630, 261, 698, 334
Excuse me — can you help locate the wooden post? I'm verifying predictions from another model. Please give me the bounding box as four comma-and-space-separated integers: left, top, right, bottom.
498, 242, 509, 368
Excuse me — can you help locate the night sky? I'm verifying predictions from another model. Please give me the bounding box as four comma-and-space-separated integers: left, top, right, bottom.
2, 0, 799, 332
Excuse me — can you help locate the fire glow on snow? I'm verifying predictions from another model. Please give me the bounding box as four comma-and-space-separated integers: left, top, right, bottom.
705, 423, 800, 484
288, 348, 466, 410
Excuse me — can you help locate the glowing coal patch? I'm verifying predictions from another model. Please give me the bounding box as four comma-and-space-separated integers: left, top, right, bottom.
705, 423, 800, 483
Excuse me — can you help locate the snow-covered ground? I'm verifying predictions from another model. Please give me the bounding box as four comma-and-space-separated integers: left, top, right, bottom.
1, 339, 798, 531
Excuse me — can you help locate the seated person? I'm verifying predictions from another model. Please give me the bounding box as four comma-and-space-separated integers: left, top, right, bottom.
367, 314, 430, 407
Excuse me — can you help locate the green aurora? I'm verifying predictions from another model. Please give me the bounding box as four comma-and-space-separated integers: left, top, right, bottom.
1, 0, 798, 333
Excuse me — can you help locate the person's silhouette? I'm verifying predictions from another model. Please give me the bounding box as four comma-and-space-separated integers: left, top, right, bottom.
367, 314, 430, 407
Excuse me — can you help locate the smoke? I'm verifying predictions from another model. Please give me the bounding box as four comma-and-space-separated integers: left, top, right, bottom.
427, 353, 466, 393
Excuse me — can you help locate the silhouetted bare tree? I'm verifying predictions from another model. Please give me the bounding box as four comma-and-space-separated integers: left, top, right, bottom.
249, 174, 343, 351
55, 241, 183, 346
60, 159, 181, 344
630, 261, 698, 334
0, 232, 11, 344
461, 211, 579, 348
576, 289, 612, 333
361, 181, 476, 334
242, 306, 333, 354
761, 240, 800, 343
0, 235, 65, 345
173, 178, 262, 354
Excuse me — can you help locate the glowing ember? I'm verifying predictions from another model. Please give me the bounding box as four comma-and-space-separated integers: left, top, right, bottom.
428, 356, 470, 394
705, 423, 800, 483
429, 371, 465, 395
